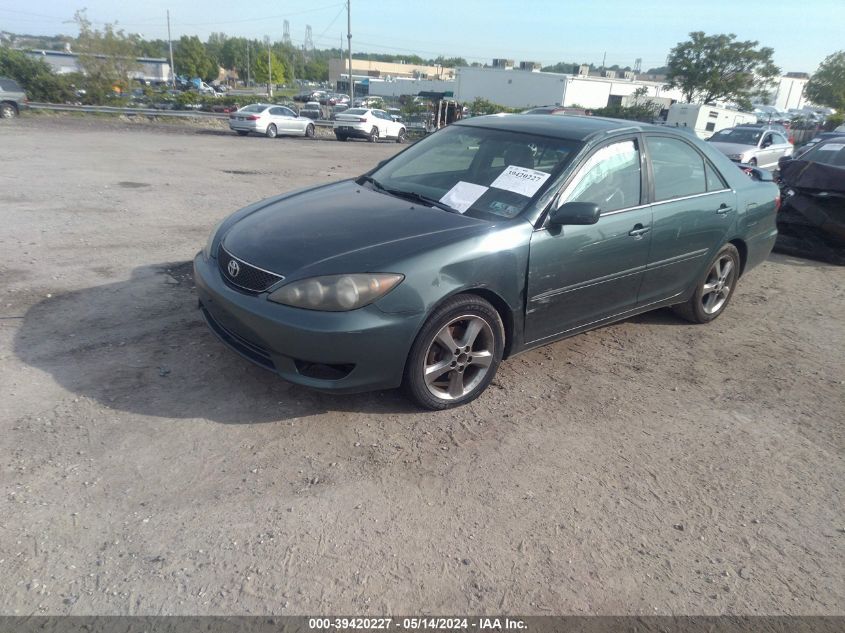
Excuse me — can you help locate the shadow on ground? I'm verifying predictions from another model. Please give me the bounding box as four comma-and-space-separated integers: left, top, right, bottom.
14, 261, 415, 424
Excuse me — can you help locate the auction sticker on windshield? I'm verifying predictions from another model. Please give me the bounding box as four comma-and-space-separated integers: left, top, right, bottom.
818, 143, 845, 151
440, 181, 488, 213
490, 165, 551, 197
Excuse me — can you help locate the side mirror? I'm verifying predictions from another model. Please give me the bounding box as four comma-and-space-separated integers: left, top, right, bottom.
549, 201, 601, 226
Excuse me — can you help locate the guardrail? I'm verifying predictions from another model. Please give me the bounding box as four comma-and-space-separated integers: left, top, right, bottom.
27, 102, 336, 126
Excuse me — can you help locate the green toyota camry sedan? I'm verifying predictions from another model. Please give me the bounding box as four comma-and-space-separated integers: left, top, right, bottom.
193, 115, 779, 409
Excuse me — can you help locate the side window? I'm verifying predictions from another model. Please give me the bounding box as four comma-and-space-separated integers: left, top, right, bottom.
772, 133, 787, 145
762, 133, 773, 146
280, 107, 295, 117
269, 107, 282, 116
646, 136, 707, 201
563, 139, 641, 213
705, 161, 727, 192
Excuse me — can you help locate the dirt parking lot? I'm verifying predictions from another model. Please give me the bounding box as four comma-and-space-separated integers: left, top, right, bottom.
1, 115, 843, 616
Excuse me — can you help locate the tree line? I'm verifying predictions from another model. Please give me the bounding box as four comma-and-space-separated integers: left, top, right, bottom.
1, 19, 844, 115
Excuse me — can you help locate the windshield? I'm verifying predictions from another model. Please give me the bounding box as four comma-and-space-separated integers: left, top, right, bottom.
367, 125, 581, 219
708, 128, 762, 145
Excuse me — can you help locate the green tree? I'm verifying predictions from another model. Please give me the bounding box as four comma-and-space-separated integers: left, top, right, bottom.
173, 35, 216, 81
0, 46, 75, 102
665, 32, 780, 109
805, 51, 845, 112
253, 50, 286, 86
73, 9, 141, 101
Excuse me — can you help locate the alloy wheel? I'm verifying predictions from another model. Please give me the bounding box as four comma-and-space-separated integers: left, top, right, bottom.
423, 314, 495, 400
701, 255, 735, 315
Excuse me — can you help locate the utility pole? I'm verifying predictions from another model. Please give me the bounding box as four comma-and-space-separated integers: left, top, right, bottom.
347, 0, 353, 102
266, 36, 272, 98
166, 10, 175, 88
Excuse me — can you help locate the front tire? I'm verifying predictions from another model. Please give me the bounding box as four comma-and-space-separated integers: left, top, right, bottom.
1, 102, 18, 119
305, 124, 315, 138
396, 127, 406, 143
403, 294, 504, 410
265, 124, 277, 139
673, 244, 740, 323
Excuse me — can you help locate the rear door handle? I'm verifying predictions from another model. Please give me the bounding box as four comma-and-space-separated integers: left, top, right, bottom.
628, 224, 651, 237
716, 203, 733, 214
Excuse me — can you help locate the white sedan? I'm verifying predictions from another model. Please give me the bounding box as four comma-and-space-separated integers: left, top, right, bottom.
229, 104, 316, 139
333, 108, 406, 143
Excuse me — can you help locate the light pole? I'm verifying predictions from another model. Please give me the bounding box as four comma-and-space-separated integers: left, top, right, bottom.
166, 10, 175, 88
265, 36, 272, 98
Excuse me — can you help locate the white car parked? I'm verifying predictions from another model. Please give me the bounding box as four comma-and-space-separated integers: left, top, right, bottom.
333, 108, 406, 143
229, 104, 316, 139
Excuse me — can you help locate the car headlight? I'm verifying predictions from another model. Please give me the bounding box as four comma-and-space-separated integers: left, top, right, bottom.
267, 274, 404, 311
728, 154, 743, 161
203, 218, 226, 259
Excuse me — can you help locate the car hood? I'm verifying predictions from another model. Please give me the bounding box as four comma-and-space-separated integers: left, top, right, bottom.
220, 180, 489, 278
709, 141, 756, 155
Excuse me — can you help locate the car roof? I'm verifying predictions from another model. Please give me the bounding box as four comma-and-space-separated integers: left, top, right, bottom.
454, 113, 661, 142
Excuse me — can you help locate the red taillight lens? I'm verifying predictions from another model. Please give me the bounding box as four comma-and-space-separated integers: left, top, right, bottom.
788, 136, 794, 144
247, 115, 260, 121
358, 117, 367, 122
775, 195, 782, 213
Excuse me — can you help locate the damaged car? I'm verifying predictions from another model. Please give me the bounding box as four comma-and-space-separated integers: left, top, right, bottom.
775, 138, 845, 265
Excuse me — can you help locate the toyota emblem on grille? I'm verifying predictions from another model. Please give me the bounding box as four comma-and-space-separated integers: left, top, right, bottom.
227, 259, 241, 278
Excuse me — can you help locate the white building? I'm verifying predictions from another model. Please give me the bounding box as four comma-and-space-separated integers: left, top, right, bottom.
453, 66, 685, 109
367, 77, 456, 99
27, 49, 171, 83
765, 73, 810, 111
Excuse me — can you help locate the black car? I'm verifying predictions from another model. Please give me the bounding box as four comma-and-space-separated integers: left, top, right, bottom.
775, 138, 845, 264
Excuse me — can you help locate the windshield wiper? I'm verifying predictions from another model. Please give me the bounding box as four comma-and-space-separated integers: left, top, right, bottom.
358, 174, 386, 191
381, 187, 457, 213
359, 175, 457, 213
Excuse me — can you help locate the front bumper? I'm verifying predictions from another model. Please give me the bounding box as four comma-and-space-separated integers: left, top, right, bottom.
193, 252, 422, 393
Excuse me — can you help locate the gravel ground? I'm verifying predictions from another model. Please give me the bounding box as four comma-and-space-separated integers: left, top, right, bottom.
1, 114, 843, 616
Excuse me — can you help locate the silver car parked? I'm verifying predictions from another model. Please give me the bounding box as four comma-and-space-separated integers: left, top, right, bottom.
0, 77, 27, 119
229, 103, 316, 139
707, 127, 793, 168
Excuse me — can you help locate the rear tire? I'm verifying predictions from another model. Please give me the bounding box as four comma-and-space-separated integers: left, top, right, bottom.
236, 130, 249, 136
673, 243, 740, 324
335, 134, 348, 142
265, 124, 277, 139
368, 127, 379, 143
402, 294, 505, 410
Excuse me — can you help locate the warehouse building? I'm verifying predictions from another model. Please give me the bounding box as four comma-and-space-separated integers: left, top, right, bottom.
27, 49, 171, 83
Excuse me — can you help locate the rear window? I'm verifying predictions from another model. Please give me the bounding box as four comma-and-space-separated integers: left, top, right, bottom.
807, 142, 845, 167
240, 104, 267, 113
344, 108, 368, 115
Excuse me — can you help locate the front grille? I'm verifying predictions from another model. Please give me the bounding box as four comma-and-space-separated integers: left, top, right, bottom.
218, 246, 284, 293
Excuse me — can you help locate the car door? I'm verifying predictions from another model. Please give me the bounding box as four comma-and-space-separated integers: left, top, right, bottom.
637, 134, 736, 306
278, 106, 301, 134
769, 132, 792, 164
524, 136, 653, 344
373, 110, 391, 137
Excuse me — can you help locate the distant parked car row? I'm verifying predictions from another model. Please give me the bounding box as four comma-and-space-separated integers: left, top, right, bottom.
707, 125, 793, 168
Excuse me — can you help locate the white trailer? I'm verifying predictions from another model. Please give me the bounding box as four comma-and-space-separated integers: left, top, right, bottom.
665, 104, 757, 139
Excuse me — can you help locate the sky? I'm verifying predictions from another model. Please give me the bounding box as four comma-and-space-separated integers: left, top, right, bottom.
1, 0, 842, 73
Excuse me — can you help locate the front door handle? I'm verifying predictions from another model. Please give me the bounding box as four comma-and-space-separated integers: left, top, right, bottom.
716, 203, 733, 214
628, 224, 651, 237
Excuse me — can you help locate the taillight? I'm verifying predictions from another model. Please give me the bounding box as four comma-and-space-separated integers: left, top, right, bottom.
775, 195, 781, 213
247, 115, 260, 121
788, 136, 794, 144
